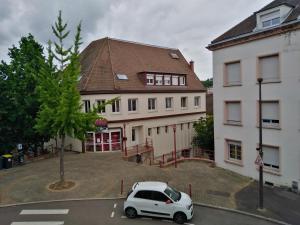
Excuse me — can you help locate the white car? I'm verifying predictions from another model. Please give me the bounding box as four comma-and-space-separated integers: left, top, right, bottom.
124, 181, 193, 224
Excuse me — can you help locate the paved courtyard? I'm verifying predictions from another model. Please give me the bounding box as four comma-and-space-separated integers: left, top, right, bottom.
0, 152, 250, 208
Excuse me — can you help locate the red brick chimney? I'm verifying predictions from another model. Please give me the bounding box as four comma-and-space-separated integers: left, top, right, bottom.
189, 60, 194, 72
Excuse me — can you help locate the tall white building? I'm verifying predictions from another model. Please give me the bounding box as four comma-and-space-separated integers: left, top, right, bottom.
208, 0, 300, 189
64, 37, 206, 157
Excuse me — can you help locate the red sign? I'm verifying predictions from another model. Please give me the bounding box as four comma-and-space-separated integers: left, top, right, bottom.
255, 155, 264, 166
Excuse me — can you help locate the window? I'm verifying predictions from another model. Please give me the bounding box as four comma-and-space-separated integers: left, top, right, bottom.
194, 96, 200, 107
261, 10, 280, 28
179, 76, 186, 86
165, 97, 173, 109
227, 140, 242, 161
148, 128, 152, 136
128, 99, 137, 112
225, 101, 241, 125
181, 97, 188, 108
170, 53, 179, 59
83, 100, 91, 113
148, 98, 156, 111
132, 128, 136, 142
164, 75, 171, 85
152, 191, 169, 202
165, 126, 168, 133
259, 55, 279, 82
180, 124, 183, 130
96, 100, 106, 113
262, 145, 279, 170
116, 74, 128, 80
155, 75, 163, 85
134, 190, 152, 200
146, 74, 154, 85
188, 123, 190, 129
112, 99, 120, 113
157, 127, 160, 134
225, 62, 241, 85
172, 76, 179, 85
261, 101, 280, 128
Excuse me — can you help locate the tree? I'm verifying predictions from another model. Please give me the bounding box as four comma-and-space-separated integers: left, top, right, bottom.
202, 78, 213, 88
0, 34, 49, 154
36, 11, 99, 184
192, 115, 214, 150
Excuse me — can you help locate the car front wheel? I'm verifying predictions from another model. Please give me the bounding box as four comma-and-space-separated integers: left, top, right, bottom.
125, 207, 137, 219
173, 212, 187, 224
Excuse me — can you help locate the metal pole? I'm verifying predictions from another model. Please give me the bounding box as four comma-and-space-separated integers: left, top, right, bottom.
257, 77, 264, 210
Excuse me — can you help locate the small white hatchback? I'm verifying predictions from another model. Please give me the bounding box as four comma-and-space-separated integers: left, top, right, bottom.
124, 181, 193, 224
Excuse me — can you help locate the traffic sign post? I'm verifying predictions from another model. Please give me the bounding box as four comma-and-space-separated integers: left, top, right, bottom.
255, 155, 264, 167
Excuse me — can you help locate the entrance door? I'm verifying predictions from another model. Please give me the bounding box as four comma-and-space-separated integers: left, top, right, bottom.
111, 131, 121, 151
102, 132, 110, 151
131, 127, 139, 146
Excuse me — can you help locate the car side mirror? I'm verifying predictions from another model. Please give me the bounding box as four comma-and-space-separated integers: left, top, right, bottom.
166, 199, 172, 204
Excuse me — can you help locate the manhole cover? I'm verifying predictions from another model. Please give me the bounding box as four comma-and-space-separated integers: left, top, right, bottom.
207, 190, 230, 197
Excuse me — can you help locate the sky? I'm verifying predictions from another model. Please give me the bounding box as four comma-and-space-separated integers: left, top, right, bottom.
0, 0, 272, 80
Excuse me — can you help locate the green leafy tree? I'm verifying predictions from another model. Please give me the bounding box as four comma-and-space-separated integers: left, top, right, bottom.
36, 11, 99, 184
193, 115, 214, 150
0, 34, 49, 154
202, 78, 213, 88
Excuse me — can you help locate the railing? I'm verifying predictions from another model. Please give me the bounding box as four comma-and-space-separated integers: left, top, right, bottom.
154, 147, 214, 167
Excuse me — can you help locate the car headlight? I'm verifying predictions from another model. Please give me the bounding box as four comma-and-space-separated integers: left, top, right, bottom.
186, 204, 192, 210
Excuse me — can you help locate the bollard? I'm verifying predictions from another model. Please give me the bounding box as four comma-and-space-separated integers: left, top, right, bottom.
121, 179, 124, 195
189, 184, 192, 197
162, 154, 165, 164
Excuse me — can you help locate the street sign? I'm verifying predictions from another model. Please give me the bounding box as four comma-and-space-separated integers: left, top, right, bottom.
255, 155, 264, 166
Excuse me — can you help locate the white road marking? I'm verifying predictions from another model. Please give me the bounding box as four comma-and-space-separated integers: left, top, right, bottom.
141, 217, 152, 220
113, 203, 117, 208
184, 223, 195, 225
20, 209, 69, 215
121, 216, 127, 219
110, 211, 115, 218
11, 222, 64, 225
161, 219, 172, 222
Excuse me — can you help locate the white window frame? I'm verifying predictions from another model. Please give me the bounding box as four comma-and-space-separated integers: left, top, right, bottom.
194, 96, 200, 108
225, 61, 241, 86
164, 75, 171, 85
227, 140, 242, 162
261, 101, 280, 129
112, 99, 121, 113
83, 100, 91, 113
146, 74, 154, 85
172, 76, 179, 85
262, 145, 280, 171
148, 98, 157, 111
165, 97, 173, 110
96, 99, 106, 114
258, 54, 280, 83
128, 98, 138, 112
155, 75, 163, 86
179, 76, 186, 86
260, 10, 280, 28
181, 97, 188, 109
225, 101, 242, 125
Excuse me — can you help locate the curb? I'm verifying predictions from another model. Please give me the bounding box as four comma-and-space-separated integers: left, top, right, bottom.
0, 198, 290, 225
194, 202, 291, 225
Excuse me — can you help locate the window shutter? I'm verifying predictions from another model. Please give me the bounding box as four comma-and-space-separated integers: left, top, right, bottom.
261, 10, 280, 21
263, 146, 279, 166
226, 62, 241, 85
262, 102, 279, 120
227, 103, 241, 122
260, 56, 279, 81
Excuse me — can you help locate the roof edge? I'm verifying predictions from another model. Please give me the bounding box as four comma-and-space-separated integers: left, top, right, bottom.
80, 89, 207, 95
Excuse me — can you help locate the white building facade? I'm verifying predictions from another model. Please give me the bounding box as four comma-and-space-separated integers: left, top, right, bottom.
208, 0, 300, 188
64, 38, 206, 157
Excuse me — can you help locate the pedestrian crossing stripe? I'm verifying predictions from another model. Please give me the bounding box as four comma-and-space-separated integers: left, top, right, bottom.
20, 209, 69, 215
11, 222, 64, 225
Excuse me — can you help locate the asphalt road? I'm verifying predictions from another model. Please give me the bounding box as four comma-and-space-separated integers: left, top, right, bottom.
0, 199, 279, 225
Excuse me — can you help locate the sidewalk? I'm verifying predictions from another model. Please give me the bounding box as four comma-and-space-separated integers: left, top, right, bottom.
235, 181, 300, 225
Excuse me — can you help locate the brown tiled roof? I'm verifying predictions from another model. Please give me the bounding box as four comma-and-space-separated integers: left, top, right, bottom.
210, 0, 300, 45
79, 38, 205, 94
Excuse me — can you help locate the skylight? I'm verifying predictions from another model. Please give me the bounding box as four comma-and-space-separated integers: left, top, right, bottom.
170, 53, 179, 59
116, 74, 128, 80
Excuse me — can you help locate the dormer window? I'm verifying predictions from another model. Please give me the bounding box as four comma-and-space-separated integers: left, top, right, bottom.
146, 74, 154, 85
155, 75, 163, 85
261, 10, 280, 28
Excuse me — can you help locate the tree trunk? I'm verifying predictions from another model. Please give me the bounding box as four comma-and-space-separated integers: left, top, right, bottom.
60, 135, 65, 184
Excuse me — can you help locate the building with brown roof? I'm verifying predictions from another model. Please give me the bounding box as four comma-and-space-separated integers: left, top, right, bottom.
208, 0, 300, 189
65, 37, 206, 157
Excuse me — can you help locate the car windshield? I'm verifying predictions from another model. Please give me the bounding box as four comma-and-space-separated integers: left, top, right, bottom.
164, 186, 181, 202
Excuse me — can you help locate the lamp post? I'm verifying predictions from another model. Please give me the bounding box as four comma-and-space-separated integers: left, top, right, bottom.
257, 77, 264, 210
172, 124, 177, 168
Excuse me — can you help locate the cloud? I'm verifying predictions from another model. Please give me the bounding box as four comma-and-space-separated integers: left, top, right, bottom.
0, 0, 272, 79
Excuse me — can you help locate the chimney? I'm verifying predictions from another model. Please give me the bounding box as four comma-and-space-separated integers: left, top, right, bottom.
189, 60, 194, 72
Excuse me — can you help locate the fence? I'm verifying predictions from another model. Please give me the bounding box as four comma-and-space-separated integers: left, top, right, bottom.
153, 147, 214, 167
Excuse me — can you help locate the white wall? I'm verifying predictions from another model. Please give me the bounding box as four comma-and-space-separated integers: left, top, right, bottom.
213, 29, 300, 187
